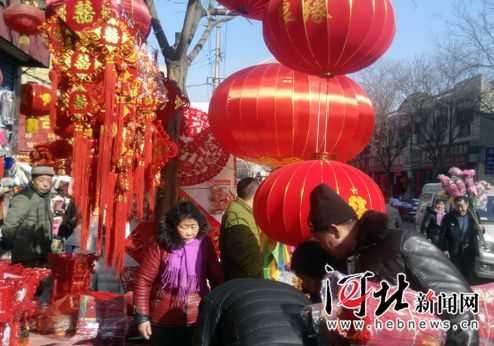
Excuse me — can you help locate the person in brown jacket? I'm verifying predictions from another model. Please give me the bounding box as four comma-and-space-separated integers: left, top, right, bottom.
134, 202, 223, 346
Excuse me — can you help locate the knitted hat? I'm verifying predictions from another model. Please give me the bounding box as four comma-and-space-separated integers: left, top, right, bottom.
31, 166, 55, 178
308, 184, 357, 232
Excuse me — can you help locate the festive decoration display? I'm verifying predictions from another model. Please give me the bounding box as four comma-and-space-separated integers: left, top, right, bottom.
43, 0, 177, 270
209, 63, 375, 166
20, 83, 52, 116
253, 160, 385, 245
3, 3, 45, 35
217, 0, 267, 20
178, 107, 229, 186
438, 167, 492, 225
262, 0, 396, 76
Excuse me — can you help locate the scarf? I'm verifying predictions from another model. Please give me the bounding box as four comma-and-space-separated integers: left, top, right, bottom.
435, 209, 445, 226
160, 238, 205, 304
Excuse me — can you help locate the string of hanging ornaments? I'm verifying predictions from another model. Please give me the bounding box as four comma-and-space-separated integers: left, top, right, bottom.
42, 0, 178, 270
209, 0, 396, 245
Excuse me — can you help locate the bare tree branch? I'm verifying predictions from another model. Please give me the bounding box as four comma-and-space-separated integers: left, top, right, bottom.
145, 0, 176, 59
175, 0, 208, 59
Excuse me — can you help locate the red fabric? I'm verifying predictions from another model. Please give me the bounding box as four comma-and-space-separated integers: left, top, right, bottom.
263, 0, 395, 75
208, 63, 375, 166
133, 240, 223, 326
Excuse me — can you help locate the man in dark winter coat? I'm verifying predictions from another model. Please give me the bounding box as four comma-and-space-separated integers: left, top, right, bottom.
441, 196, 481, 281
2, 166, 54, 267
194, 279, 318, 346
308, 183, 479, 346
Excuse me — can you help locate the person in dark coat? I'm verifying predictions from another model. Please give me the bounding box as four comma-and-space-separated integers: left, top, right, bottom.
420, 198, 447, 247
308, 183, 479, 346
194, 278, 318, 346
2, 166, 54, 267
441, 196, 481, 281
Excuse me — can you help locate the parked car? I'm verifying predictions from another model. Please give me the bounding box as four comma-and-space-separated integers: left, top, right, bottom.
476, 190, 494, 279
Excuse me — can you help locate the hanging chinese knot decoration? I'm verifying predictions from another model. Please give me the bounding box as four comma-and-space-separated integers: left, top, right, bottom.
207, 0, 396, 246
42, 0, 176, 270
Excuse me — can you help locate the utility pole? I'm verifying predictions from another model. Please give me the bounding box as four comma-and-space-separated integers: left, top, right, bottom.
212, 22, 222, 89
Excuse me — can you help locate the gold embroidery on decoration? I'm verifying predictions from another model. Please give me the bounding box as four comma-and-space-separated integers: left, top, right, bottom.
348, 193, 368, 218
281, 0, 295, 25
303, 0, 328, 24
40, 93, 51, 106
74, 95, 88, 110
73, 0, 95, 25
104, 26, 120, 44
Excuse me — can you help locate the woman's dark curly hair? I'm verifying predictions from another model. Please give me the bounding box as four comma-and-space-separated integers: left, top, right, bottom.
157, 201, 209, 251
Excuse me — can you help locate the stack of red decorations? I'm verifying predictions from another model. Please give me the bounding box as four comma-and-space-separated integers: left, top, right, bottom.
48, 253, 97, 301
0, 261, 50, 346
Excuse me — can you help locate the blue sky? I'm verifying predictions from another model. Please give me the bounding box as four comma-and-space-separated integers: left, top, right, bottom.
150, 0, 480, 102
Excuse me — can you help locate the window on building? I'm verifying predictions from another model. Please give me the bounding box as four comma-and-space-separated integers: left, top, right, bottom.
455, 108, 472, 138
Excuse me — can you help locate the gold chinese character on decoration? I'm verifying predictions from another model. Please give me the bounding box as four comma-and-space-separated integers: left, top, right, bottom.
74, 95, 88, 110
103, 25, 120, 45
40, 93, 51, 107
303, 0, 329, 24
74, 53, 91, 70
281, 0, 295, 25
40, 116, 51, 129
73, 0, 95, 25
348, 193, 368, 219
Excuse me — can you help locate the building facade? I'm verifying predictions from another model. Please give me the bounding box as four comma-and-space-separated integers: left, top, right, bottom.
353, 75, 494, 197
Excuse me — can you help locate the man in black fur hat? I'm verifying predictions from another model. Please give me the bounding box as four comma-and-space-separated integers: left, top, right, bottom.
308, 183, 479, 346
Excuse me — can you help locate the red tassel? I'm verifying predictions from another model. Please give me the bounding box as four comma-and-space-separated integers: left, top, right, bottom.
72, 132, 92, 250
49, 69, 60, 128
108, 195, 128, 272
134, 162, 145, 219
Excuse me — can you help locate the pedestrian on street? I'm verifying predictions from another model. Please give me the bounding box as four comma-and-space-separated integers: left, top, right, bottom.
420, 198, 447, 247
441, 196, 482, 282
1, 166, 55, 267
220, 178, 263, 280
133, 201, 223, 346
385, 197, 402, 231
308, 183, 479, 346
194, 278, 317, 346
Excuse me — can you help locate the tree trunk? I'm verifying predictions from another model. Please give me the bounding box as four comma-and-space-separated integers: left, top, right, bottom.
156, 59, 189, 218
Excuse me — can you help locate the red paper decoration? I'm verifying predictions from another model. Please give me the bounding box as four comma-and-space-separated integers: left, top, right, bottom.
21, 83, 52, 116
263, 0, 396, 75
208, 63, 375, 166
3, 3, 45, 35
217, 0, 267, 20
178, 108, 229, 186
253, 160, 385, 246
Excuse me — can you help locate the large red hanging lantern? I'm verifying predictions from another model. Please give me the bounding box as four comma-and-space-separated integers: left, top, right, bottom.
208, 63, 375, 167
3, 3, 45, 35
253, 160, 385, 246
263, 0, 396, 76
21, 83, 52, 116
217, 0, 267, 20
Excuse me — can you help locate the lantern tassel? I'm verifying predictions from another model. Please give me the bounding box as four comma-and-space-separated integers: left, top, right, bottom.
49, 69, 60, 128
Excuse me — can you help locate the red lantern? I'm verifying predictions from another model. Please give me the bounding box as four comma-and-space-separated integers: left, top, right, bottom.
253, 160, 385, 246
21, 83, 52, 116
118, 0, 151, 40
263, 0, 396, 76
217, 0, 267, 20
208, 63, 375, 166
3, 3, 45, 35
